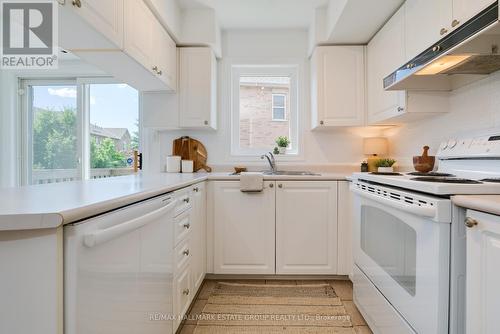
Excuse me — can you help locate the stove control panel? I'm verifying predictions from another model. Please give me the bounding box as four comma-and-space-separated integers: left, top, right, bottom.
437, 134, 500, 159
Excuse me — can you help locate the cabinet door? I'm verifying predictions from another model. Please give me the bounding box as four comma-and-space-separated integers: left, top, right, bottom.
311, 46, 365, 128
337, 181, 353, 276
154, 24, 177, 91
191, 183, 206, 291
405, 0, 452, 61
276, 181, 338, 274
124, 0, 155, 75
66, 0, 124, 48
213, 181, 275, 274
367, 5, 406, 124
466, 210, 500, 334
179, 48, 217, 129
452, 0, 495, 31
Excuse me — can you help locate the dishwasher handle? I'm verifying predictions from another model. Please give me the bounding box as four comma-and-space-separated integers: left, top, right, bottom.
84, 200, 176, 248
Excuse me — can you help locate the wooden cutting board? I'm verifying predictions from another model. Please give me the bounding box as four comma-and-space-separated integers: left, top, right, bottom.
173, 136, 212, 172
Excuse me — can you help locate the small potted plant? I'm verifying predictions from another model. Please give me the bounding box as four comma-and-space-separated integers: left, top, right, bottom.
275, 136, 290, 154
376, 158, 397, 173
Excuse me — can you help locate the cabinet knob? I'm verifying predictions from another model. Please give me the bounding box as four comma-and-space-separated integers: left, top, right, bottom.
204, 120, 209, 125
440, 28, 448, 36
278, 184, 283, 188
183, 197, 190, 203
465, 217, 478, 228
397, 106, 404, 112
193, 187, 199, 192
72, 0, 81, 8
182, 289, 190, 296
152, 65, 158, 73
269, 183, 274, 188
320, 120, 324, 125
157, 69, 162, 75
432, 45, 441, 52
183, 249, 190, 256
183, 222, 191, 229
451, 19, 460, 28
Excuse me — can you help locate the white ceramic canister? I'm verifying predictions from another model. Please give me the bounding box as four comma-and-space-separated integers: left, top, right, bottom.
181, 160, 194, 173
166, 155, 181, 173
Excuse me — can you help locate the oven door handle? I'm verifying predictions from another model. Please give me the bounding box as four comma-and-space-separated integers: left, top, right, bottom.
351, 187, 436, 218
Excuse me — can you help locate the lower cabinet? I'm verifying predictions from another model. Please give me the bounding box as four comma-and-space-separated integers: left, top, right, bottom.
276, 181, 338, 274
209, 180, 346, 275
212, 181, 276, 274
191, 182, 206, 291
466, 209, 500, 334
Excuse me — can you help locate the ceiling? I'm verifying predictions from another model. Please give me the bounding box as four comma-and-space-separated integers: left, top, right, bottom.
178, 0, 329, 29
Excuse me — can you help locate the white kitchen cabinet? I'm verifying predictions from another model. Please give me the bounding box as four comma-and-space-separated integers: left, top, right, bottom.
179, 48, 218, 129
191, 183, 206, 291
405, 0, 452, 61
124, 0, 156, 78
367, 4, 449, 125
212, 181, 275, 274
311, 46, 365, 128
275, 181, 338, 274
452, 0, 496, 32
58, 0, 124, 50
337, 181, 353, 276
466, 209, 500, 334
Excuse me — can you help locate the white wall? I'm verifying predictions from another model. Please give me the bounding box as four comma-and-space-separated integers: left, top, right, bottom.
151, 29, 384, 172
385, 71, 500, 166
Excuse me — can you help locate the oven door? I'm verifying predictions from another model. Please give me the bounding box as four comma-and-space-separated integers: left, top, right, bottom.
351, 183, 451, 334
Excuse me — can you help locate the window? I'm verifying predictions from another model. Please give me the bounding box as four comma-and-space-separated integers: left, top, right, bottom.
272, 94, 286, 121
21, 79, 139, 185
231, 66, 298, 156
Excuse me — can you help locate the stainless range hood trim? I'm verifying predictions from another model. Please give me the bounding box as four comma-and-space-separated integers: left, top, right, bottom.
384, 2, 500, 91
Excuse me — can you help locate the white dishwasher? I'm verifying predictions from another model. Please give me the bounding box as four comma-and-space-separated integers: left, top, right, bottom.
64, 194, 176, 334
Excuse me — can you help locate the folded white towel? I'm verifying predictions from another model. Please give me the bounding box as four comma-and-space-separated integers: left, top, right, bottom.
240, 172, 264, 192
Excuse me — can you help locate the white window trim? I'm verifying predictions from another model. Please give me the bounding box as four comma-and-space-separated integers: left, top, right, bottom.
230, 65, 299, 157
271, 93, 287, 121
19, 77, 141, 185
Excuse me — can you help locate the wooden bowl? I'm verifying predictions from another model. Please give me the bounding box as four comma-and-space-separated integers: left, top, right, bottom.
234, 166, 247, 174
413, 156, 435, 173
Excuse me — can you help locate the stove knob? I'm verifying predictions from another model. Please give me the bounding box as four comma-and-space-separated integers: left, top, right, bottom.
448, 139, 457, 149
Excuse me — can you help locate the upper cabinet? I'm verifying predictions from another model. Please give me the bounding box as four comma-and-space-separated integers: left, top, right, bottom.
452, 0, 496, 32
367, 3, 449, 125
311, 46, 365, 128
405, 0, 452, 61
405, 0, 496, 61
179, 48, 217, 129
59, 0, 177, 92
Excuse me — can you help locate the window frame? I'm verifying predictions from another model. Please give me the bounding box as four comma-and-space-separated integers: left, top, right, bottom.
231, 65, 299, 157
271, 93, 287, 121
20, 77, 141, 185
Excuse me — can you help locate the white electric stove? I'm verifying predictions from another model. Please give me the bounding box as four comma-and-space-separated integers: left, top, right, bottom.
350, 130, 500, 334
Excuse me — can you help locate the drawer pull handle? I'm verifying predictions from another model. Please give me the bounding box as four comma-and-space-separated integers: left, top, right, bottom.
72, 0, 81, 8
183, 289, 190, 296
183, 223, 191, 229
183, 197, 190, 203
183, 249, 190, 256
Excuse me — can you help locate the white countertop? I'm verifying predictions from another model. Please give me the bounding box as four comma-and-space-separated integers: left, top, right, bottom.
452, 195, 500, 216
0, 172, 350, 230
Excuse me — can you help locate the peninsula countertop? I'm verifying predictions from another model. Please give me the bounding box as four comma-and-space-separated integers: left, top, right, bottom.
0, 172, 351, 230
452, 195, 500, 216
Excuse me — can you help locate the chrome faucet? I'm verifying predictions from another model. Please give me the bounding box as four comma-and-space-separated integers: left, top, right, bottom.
261, 152, 277, 172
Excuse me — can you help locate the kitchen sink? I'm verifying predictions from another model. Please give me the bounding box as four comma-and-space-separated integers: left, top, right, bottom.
262, 171, 321, 176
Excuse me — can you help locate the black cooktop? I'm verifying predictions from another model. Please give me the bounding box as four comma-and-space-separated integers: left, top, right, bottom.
411, 177, 483, 184
407, 172, 455, 177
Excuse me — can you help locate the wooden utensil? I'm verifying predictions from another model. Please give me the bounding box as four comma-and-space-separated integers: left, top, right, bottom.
172, 136, 212, 172
413, 146, 435, 173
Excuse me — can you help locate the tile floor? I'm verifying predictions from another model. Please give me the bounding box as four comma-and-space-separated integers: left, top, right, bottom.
178, 279, 372, 334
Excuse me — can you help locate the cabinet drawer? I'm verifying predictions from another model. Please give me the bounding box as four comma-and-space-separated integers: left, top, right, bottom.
175, 192, 193, 217
174, 210, 191, 245
174, 238, 191, 274
173, 264, 192, 330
